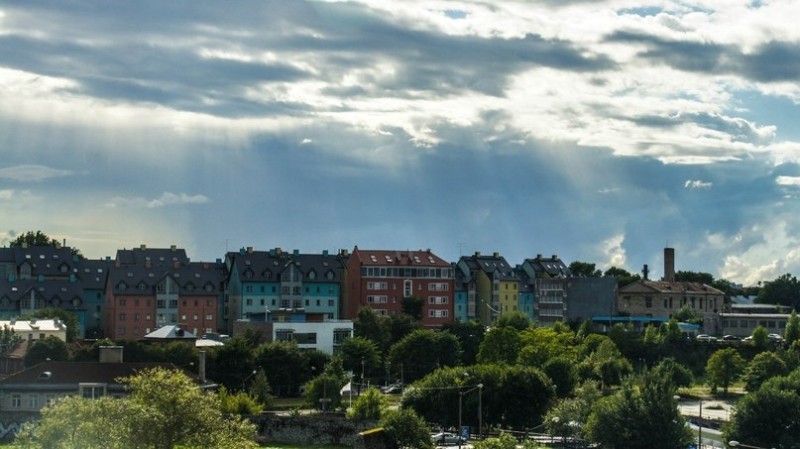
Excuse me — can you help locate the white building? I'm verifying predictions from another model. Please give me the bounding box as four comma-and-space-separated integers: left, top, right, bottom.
0, 318, 67, 343
271, 320, 353, 354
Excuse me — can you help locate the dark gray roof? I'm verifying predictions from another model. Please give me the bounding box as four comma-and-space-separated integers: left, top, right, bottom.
5, 246, 79, 278
109, 261, 223, 296
76, 258, 112, 290
227, 248, 345, 283
115, 247, 189, 268
457, 253, 517, 281
524, 255, 571, 278
0, 279, 84, 306
0, 361, 176, 389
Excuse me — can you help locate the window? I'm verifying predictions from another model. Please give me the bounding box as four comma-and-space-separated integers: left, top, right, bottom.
80, 384, 106, 399
328, 299, 335, 307
193, 314, 198, 321
119, 298, 126, 306
246, 298, 253, 306
11, 394, 21, 408
645, 297, 652, 308
205, 314, 213, 320
119, 313, 126, 321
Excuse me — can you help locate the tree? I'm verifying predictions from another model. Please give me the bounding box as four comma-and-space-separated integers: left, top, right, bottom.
584, 370, 693, 449
442, 320, 485, 365
757, 273, 800, 310
24, 336, 69, 367
0, 325, 22, 356
305, 372, 344, 411
569, 261, 601, 277
206, 337, 254, 392
388, 329, 461, 383
785, 310, 800, 346
706, 348, 746, 394
9, 230, 82, 258
217, 386, 263, 415
674, 306, 702, 324
674, 270, 714, 284
543, 357, 579, 397
725, 369, 800, 448
476, 326, 522, 365
253, 340, 309, 396
603, 266, 641, 287
651, 358, 693, 389
354, 308, 391, 352
751, 325, 769, 349
401, 296, 424, 321
247, 368, 273, 406
346, 386, 387, 421
16, 368, 258, 449
339, 336, 382, 381
380, 408, 433, 449
494, 311, 532, 331
742, 351, 787, 392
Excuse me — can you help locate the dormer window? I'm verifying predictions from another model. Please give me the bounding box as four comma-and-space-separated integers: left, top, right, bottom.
308, 270, 316, 280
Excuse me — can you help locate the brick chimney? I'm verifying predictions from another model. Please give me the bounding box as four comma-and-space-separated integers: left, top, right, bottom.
664, 247, 675, 282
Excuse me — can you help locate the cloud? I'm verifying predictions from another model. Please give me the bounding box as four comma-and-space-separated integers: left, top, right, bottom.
776, 176, 800, 186
0, 165, 73, 182
106, 192, 210, 209
599, 234, 627, 270
685, 180, 713, 189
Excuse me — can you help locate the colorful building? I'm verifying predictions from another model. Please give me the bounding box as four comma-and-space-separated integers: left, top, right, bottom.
345, 247, 454, 327
455, 252, 518, 326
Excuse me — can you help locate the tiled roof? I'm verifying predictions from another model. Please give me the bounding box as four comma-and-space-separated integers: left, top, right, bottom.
353, 248, 450, 267
0, 279, 84, 304
115, 247, 189, 268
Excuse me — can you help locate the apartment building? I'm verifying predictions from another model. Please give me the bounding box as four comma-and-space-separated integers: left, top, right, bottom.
345, 247, 454, 326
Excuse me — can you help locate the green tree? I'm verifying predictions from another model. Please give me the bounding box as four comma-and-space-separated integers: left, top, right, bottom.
751, 325, 769, 349
674, 306, 702, 324
346, 386, 387, 421
674, 270, 714, 284
442, 320, 485, 365
742, 351, 787, 391
388, 329, 461, 383
476, 326, 522, 365
543, 357, 579, 397
474, 432, 539, 449
24, 336, 69, 367
518, 326, 577, 366
380, 408, 433, 449
354, 308, 391, 352
16, 368, 258, 449
569, 261, 602, 277
603, 266, 641, 287
247, 368, 273, 406
0, 325, 22, 356
706, 348, 746, 394
9, 230, 82, 258
217, 386, 263, 415
206, 337, 255, 392
785, 310, 800, 346
494, 311, 532, 331
652, 358, 693, 388
401, 296, 424, 321
757, 273, 800, 310
339, 336, 382, 381
253, 340, 309, 396
724, 369, 800, 448
584, 370, 693, 449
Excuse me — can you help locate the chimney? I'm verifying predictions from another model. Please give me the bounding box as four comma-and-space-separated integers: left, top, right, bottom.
198, 350, 207, 383
99, 346, 124, 363
493, 252, 500, 258
170, 244, 177, 251
664, 247, 675, 282
140, 244, 146, 250
247, 246, 254, 254
642, 264, 650, 280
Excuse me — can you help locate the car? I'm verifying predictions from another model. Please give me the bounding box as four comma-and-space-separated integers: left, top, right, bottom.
432, 432, 466, 446
768, 333, 785, 342
721, 335, 741, 341
696, 334, 717, 342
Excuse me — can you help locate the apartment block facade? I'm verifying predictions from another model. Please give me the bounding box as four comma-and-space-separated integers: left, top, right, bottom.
345, 247, 454, 326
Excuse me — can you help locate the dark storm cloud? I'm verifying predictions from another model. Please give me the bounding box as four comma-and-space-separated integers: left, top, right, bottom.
0, 0, 613, 117
607, 31, 800, 82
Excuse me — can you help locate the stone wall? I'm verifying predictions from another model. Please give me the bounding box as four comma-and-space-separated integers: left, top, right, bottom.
253, 412, 375, 447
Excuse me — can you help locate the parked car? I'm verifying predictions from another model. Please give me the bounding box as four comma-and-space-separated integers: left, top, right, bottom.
432, 432, 466, 446
721, 335, 741, 341
696, 334, 717, 342
768, 333, 785, 342
381, 384, 403, 394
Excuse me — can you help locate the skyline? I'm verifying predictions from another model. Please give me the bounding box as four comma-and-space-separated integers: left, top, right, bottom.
2, 1, 800, 286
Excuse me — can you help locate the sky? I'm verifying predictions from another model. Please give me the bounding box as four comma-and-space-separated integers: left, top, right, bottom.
2, 0, 800, 286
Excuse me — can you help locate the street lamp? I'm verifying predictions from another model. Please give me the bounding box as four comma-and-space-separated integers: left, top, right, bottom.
458, 383, 484, 449
242, 369, 257, 391
728, 441, 775, 449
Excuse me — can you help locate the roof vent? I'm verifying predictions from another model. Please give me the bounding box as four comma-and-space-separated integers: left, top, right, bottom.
38, 371, 53, 380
